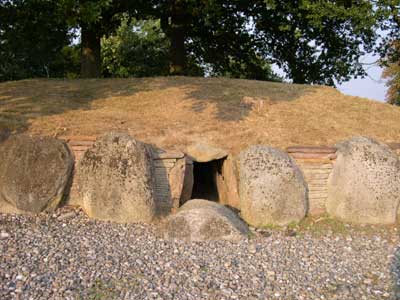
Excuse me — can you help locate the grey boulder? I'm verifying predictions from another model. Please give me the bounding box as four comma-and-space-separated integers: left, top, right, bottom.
72, 132, 156, 223
327, 136, 400, 224
238, 145, 308, 227
0, 135, 74, 213
162, 199, 249, 241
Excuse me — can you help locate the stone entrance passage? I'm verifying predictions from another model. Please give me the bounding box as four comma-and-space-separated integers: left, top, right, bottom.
191, 159, 224, 201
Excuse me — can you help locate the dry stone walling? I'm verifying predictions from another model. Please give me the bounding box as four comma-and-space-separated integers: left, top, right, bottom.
238, 145, 308, 227
286, 146, 336, 216
0, 135, 74, 214
71, 132, 157, 223
327, 136, 400, 224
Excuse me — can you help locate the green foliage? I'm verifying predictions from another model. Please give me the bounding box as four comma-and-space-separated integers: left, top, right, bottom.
209, 55, 281, 82
251, 0, 379, 85
58, 45, 81, 79
101, 17, 170, 77
0, 0, 72, 81
1, 0, 399, 85
375, 0, 400, 60
141, 0, 279, 81
59, 0, 115, 30
101, 16, 203, 78
189, 0, 280, 81
376, 1, 399, 105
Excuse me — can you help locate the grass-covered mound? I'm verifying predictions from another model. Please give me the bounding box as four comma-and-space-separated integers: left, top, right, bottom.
1, 76, 400, 153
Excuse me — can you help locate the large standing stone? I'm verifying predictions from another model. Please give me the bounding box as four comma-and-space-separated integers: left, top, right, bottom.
327, 136, 400, 224
162, 199, 250, 241
72, 132, 156, 223
238, 145, 308, 227
0, 135, 74, 213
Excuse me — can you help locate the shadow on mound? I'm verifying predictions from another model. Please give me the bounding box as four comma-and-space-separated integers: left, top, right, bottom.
0, 77, 316, 133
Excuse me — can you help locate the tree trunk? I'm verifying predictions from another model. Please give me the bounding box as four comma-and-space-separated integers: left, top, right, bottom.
169, 19, 186, 75
168, 5, 187, 75
291, 71, 307, 84
81, 26, 101, 78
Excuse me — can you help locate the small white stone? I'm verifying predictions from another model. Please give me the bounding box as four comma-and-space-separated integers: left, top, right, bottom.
363, 279, 372, 285
16, 274, 23, 281
248, 245, 257, 254
0, 231, 10, 239
267, 271, 276, 278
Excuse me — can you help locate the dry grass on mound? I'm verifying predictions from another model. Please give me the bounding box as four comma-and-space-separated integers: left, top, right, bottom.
1, 76, 400, 154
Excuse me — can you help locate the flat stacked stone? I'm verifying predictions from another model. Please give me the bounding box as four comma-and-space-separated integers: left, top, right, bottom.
287, 146, 337, 215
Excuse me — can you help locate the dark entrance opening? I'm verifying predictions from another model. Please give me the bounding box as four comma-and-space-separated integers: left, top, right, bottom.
191, 160, 223, 201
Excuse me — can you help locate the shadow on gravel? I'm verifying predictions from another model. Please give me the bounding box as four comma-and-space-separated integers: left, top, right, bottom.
391, 247, 400, 299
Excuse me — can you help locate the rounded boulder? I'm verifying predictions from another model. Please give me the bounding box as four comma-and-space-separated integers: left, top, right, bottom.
162, 199, 250, 241
327, 136, 400, 224
73, 132, 156, 223
0, 135, 74, 213
238, 145, 308, 227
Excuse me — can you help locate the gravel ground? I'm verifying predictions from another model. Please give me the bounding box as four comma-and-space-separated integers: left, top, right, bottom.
1, 207, 400, 300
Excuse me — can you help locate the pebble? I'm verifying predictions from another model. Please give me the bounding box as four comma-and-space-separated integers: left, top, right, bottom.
0, 209, 399, 300
0, 231, 10, 239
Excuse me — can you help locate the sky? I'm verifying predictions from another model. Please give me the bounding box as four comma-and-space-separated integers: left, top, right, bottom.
273, 53, 388, 103
337, 54, 388, 102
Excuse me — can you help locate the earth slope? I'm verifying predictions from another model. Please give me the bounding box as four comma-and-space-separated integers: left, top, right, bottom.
1, 76, 400, 153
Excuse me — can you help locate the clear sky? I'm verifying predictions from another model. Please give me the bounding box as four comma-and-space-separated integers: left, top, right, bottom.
273, 53, 388, 103
337, 54, 387, 102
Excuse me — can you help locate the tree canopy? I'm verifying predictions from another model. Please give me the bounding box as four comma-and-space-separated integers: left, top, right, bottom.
0, 0, 71, 81
251, 0, 378, 85
101, 17, 171, 78
0, 0, 399, 86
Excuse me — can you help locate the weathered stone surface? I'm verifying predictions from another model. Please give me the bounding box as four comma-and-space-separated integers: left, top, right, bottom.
327, 136, 400, 224
162, 199, 249, 241
238, 145, 308, 227
72, 132, 156, 223
216, 155, 241, 210
186, 143, 228, 162
0, 135, 74, 213
168, 158, 186, 212
179, 199, 223, 212
179, 158, 194, 206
